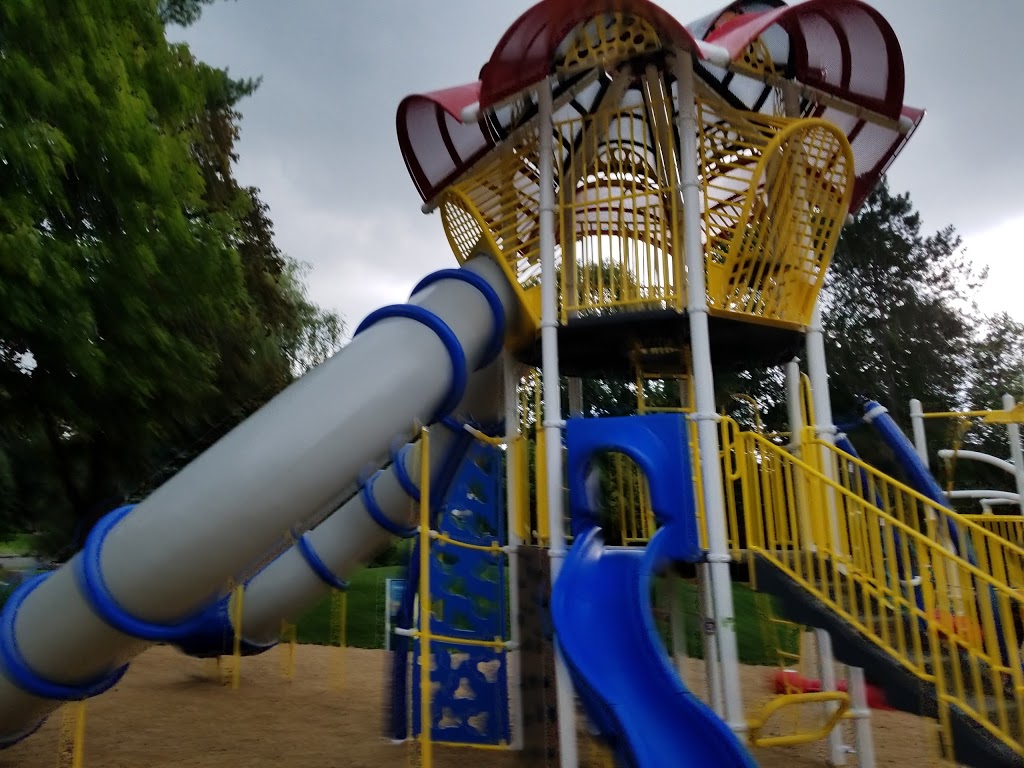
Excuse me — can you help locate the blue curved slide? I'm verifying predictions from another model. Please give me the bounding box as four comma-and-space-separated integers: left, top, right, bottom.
552, 527, 755, 768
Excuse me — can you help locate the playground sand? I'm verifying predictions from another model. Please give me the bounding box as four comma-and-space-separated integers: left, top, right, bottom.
0, 645, 944, 768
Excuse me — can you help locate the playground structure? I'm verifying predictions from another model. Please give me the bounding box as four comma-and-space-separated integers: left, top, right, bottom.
3, 1, 1024, 767
909, 395, 1024, 524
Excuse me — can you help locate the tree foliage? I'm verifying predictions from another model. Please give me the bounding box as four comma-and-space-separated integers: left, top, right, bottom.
822, 179, 984, 426
0, 0, 342, 550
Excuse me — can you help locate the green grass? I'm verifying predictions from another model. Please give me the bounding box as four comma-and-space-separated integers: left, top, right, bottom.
0, 533, 36, 555
651, 578, 797, 666
295, 565, 797, 667
296, 565, 403, 649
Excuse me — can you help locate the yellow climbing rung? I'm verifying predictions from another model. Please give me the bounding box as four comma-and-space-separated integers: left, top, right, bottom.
746, 691, 850, 748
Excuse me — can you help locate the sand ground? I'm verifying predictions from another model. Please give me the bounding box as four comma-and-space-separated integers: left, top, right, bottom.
0, 645, 946, 767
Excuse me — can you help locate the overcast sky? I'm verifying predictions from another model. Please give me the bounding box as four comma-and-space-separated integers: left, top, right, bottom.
176, 0, 1024, 333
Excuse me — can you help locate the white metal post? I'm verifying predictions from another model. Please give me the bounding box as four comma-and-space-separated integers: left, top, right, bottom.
537, 82, 579, 768
805, 305, 842, 550
847, 666, 876, 768
697, 562, 725, 714
815, 629, 848, 766
669, 378, 691, 687
503, 353, 525, 750
786, 360, 814, 548
1003, 393, 1024, 510
909, 398, 930, 469
673, 51, 745, 734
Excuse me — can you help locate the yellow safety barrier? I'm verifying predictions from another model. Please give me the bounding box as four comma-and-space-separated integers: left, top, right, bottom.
699, 99, 853, 328
746, 690, 851, 748
726, 422, 1024, 757
438, 82, 852, 337
614, 453, 657, 544
964, 515, 1024, 548
557, 90, 685, 322
57, 701, 86, 768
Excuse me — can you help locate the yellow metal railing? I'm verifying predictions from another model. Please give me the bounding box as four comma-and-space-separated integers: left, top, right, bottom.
440, 137, 546, 344
728, 423, 1024, 757
557, 93, 685, 321
964, 515, 1024, 548
699, 99, 853, 328
437, 79, 853, 338
609, 362, 700, 546
613, 453, 657, 544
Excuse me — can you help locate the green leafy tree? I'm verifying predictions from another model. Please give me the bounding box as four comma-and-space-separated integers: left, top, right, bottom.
0, 0, 342, 549
821, 179, 983, 428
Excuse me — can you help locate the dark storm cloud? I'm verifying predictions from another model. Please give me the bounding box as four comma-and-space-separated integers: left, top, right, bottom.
176, 0, 1024, 328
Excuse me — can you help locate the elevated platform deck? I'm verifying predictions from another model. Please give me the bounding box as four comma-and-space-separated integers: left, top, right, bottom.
515, 309, 804, 378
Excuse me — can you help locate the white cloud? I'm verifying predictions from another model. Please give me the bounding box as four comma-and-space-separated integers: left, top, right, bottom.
963, 216, 1024, 321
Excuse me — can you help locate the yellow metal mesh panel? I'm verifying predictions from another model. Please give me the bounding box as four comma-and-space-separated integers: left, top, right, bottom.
557, 96, 685, 322
699, 99, 854, 328
725, 420, 1024, 757
441, 134, 546, 287
964, 515, 1024, 548
556, 13, 662, 74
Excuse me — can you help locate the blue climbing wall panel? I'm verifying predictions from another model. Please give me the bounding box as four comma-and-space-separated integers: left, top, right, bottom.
412, 440, 511, 745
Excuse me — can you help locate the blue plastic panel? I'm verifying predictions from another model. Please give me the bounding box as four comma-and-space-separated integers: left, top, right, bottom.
565, 413, 702, 563
412, 440, 511, 745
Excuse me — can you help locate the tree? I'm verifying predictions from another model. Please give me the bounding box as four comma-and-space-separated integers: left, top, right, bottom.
821, 180, 983, 426
0, 0, 343, 549
157, 0, 229, 27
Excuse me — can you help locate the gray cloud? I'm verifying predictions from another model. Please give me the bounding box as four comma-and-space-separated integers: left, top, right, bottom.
177, 0, 1024, 328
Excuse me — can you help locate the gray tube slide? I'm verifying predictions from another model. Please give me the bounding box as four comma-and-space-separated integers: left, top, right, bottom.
176, 359, 505, 656
0, 254, 518, 744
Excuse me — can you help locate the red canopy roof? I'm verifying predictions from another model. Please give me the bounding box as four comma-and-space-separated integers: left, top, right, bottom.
705, 0, 905, 119
477, 0, 708, 109
396, 0, 920, 207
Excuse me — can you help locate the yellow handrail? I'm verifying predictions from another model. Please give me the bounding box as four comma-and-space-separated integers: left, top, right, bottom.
727, 422, 1024, 757
963, 515, 1024, 549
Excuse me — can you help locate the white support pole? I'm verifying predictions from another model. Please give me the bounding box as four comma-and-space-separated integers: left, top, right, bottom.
946, 489, 1021, 503
673, 51, 745, 735
847, 666, 876, 768
786, 358, 804, 452
669, 380, 691, 687
1003, 393, 1024, 510
815, 629, 848, 766
909, 398, 930, 469
937, 449, 1015, 475
537, 81, 579, 768
786, 360, 813, 547
698, 562, 725, 715
503, 353, 525, 751
805, 305, 842, 551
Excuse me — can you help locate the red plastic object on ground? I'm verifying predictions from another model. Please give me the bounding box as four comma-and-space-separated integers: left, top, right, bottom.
771, 670, 893, 711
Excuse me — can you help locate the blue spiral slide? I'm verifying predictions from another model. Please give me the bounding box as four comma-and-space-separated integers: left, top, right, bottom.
551, 415, 755, 768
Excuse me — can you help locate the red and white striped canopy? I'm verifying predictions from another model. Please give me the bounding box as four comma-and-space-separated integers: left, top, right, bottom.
396, 0, 922, 210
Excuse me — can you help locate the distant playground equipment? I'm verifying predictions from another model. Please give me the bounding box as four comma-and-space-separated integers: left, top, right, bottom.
5, 1, 1024, 767
909, 394, 1024, 523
